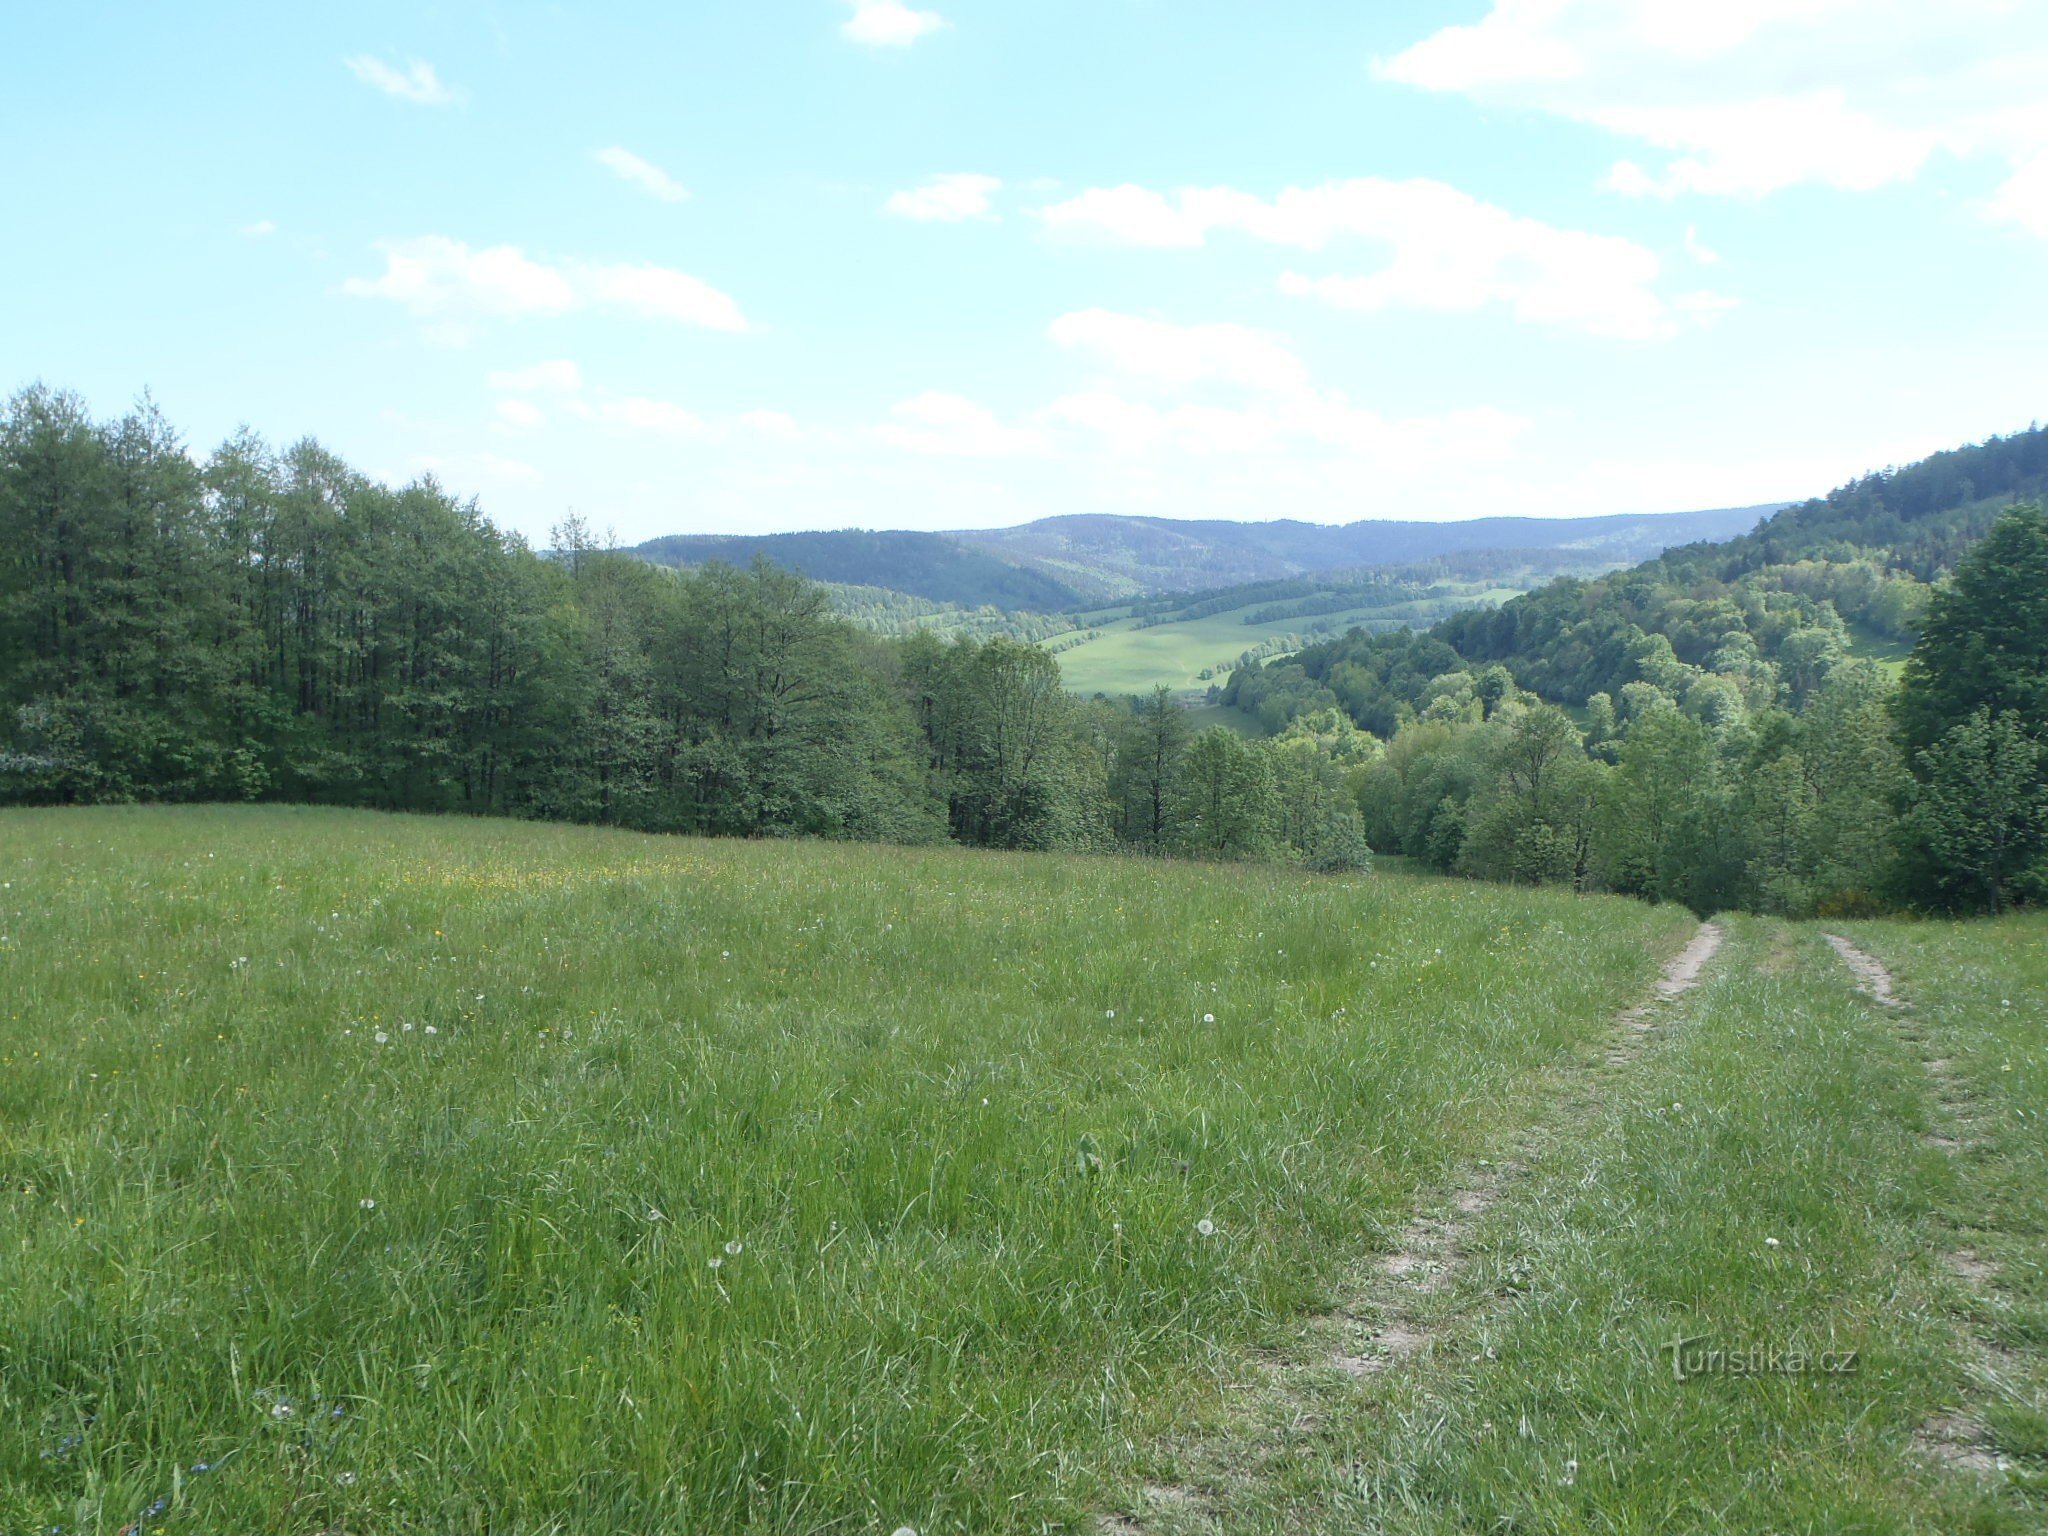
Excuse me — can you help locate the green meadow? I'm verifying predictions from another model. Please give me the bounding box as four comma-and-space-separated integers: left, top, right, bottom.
2, 806, 1683, 1535
5, 808, 2044, 1534
1046, 587, 1525, 700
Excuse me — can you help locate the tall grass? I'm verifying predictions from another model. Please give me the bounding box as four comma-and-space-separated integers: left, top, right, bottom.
0, 806, 1686, 1534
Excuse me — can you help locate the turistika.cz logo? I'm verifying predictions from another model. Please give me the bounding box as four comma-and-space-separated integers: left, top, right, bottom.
1659, 1335, 1860, 1382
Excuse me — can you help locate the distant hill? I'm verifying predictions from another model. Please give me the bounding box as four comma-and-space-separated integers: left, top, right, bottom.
1225, 422, 2048, 728
956, 507, 1779, 596
630, 529, 1092, 611
630, 504, 1784, 614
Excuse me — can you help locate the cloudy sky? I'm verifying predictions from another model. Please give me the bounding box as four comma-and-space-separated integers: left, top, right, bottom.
4, 1, 2045, 542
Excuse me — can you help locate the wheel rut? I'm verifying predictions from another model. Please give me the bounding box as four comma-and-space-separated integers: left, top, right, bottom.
1823, 932, 2010, 1481
1097, 920, 1725, 1534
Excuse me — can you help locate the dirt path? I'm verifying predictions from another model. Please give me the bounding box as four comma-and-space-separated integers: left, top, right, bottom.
1345, 920, 1725, 1374
1822, 932, 2007, 1479
1099, 920, 1726, 1533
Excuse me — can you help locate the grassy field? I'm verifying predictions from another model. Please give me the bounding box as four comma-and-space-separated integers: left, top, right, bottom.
1, 806, 1692, 1536
1046, 588, 1525, 700
1105, 917, 2048, 1533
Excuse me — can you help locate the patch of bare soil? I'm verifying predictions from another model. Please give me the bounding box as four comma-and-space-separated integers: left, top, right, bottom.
1823, 933, 1903, 1006
1913, 1412, 2004, 1476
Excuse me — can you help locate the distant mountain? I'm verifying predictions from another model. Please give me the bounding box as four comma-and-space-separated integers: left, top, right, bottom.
631, 529, 1092, 611
955, 507, 1781, 597
628, 504, 1786, 614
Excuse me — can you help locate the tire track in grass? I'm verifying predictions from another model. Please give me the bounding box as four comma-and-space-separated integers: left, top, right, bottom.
1824, 932, 2014, 1482
1341, 921, 1726, 1376
1096, 920, 1724, 1535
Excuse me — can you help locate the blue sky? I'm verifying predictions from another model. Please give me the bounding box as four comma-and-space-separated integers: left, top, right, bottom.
4, 1, 2046, 544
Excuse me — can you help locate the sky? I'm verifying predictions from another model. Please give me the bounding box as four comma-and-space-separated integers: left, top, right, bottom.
4, 1, 2046, 545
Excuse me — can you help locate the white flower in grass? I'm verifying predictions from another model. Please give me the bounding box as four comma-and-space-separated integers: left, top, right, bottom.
270, 1402, 293, 1419
336, 1471, 357, 1487
424, 1025, 438, 1035
1105, 1010, 1115, 1020
1561, 1457, 1578, 1486
1764, 1236, 1780, 1248
892, 1527, 918, 1536
708, 1256, 723, 1269
373, 1030, 390, 1044
1203, 1012, 1215, 1024
1196, 1218, 1215, 1238
359, 1198, 376, 1210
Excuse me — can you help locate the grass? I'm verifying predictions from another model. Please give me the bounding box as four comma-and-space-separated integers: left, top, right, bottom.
1844, 619, 1915, 681
1846, 913, 2048, 1501
1046, 587, 1525, 700
1115, 918, 2047, 1532
0, 806, 1690, 1536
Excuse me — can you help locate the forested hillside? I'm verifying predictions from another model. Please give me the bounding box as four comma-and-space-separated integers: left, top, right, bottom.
1225, 425, 2048, 916
633, 528, 1097, 611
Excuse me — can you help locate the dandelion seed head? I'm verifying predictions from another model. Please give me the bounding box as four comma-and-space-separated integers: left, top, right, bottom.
1196, 1218, 1215, 1237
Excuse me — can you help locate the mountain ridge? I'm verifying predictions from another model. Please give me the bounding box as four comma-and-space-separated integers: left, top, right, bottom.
630, 503, 1785, 612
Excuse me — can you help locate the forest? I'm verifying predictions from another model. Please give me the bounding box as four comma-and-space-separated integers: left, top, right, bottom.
3, 386, 2042, 915
0, 388, 1371, 872
1225, 424, 2048, 915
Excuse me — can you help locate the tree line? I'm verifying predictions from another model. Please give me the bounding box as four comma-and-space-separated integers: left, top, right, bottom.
0, 388, 1369, 871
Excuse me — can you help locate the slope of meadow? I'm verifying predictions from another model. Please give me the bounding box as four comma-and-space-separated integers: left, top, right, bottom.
0, 807, 1689, 1535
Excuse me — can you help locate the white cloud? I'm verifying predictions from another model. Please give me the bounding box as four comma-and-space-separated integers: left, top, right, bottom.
739, 409, 803, 442
343, 55, 461, 106
878, 392, 1046, 457
1683, 224, 1721, 265
487, 360, 582, 392
1038, 185, 1211, 247
495, 398, 545, 431
1986, 149, 2048, 237
604, 397, 714, 440
595, 146, 689, 204
1673, 290, 1741, 322
1049, 310, 1310, 394
842, 1, 947, 47
1379, 0, 2048, 224
240, 219, 277, 238
581, 263, 747, 330
1042, 178, 1680, 339
886, 173, 1002, 222
344, 238, 747, 332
